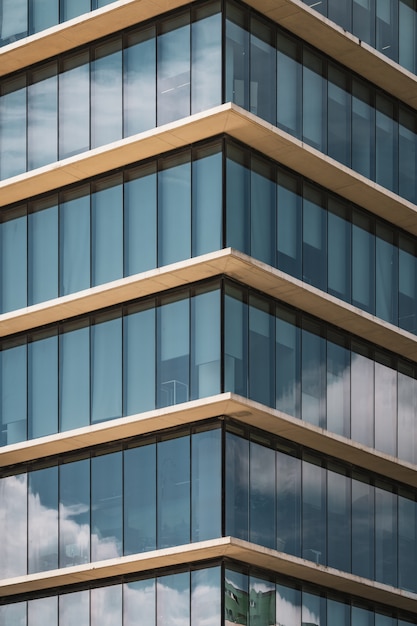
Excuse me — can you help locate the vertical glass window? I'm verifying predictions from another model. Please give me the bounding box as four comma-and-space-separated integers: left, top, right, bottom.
351, 342, 374, 449
276, 584, 301, 626
60, 186, 91, 296
59, 52, 90, 159
192, 143, 222, 257
399, 0, 417, 72
376, 223, 398, 325
91, 313, 122, 422
226, 431, 249, 540
302, 457, 327, 566
326, 332, 350, 438
327, 198, 351, 303
251, 155, 275, 267
91, 585, 122, 626
398, 490, 417, 593
276, 448, 301, 557
59, 459, 90, 568
157, 295, 190, 407
352, 79, 374, 180
191, 429, 221, 542
399, 108, 417, 204
327, 64, 351, 167
124, 579, 156, 626
352, 605, 375, 626
59, 322, 90, 431
124, 163, 157, 276
30, 0, 58, 34
91, 451, 123, 561
399, 234, 417, 334
225, 2, 249, 109
376, 94, 397, 193
301, 320, 326, 429
0, 473, 27, 578
328, 0, 352, 29
226, 143, 250, 253
124, 26, 156, 136
158, 153, 191, 266
191, 287, 221, 400
191, 567, 221, 626
250, 440, 275, 549
302, 591, 326, 626
275, 307, 300, 418
28, 63, 58, 170
91, 38, 123, 148
61, 0, 91, 21
191, 2, 222, 113
157, 434, 190, 548
1, 206, 27, 313
0, 76, 27, 179
353, 0, 375, 46
124, 442, 156, 554
124, 301, 156, 415
157, 13, 190, 126
277, 33, 302, 138
277, 170, 302, 279
302, 185, 327, 292
352, 210, 375, 314
157, 572, 190, 626
374, 354, 397, 457
28, 597, 57, 625
327, 599, 350, 626
0, 340, 27, 445
249, 575, 275, 626
28, 466, 58, 573
376, 0, 398, 60
250, 16, 276, 124
375, 482, 397, 587
0, 602, 27, 626
0, 0, 27, 44
249, 295, 274, 407
327, 465, 351, 572
398, 364, 417, 465
225, 569, 248, 626
28, 197, 58, 305
352, 474, 375, 580
59, 590, 89, 626
92, 175, 123, 287
224, 283, 248, 397
303, 49, 326, 151
28, 331, 58, 439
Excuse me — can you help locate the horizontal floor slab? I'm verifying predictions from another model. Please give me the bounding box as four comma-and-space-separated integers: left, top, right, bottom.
1, 0, 415, 111
1, 536, 416, 615
1, 392, 416, 490
0, 248, 415, 362
1, 104, 416, 239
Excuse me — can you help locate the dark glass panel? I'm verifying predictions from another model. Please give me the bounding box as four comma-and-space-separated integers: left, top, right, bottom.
30, 0, 58, 33
327, 465, 351, 572
28, 466, 58, 573
327, 197, 351, 303
251, 154, 275, 266
302, 456, 326, 565
124, 162, 157, 276
124, 26, 156, 135
0, 0, 27, 44
28, 63, 58, 169
398, 234, 417, 334
302, 49, 326, 151
399, 107, 417, 203
276, 449, 301, 557
157, 434, 190, 548
157, 13, 190, 125
61, 0, 91, 21
376, 0, 398, 60
226, 143, 250, 252
191, 3, 222, 113
277, 32, 302, 138
302, 185, 327, 292
250, 440, 275, 549
374, 354, 397, 457
398, 489, 417, 593
191, 287, 221, 400
327, 599, 350, 626
375, 482, 397, 587
399, 0, 417, 72
302, 591, 326, 626
250, 16, 276, 124
301, 320, 326, 429
28, 331, 58, 439
277, 170, 302, 279
59, 459, 90, 567
124, 443, 156, 554
351, 605, 375, 626
192, 143, 222, 256
275, 307, 300, 418
352, 210, 375, 314
91, 451, 123, 561
59, 52, 90, 159
352, 474, 375, 580
249, 295, 274, 407
224, 283, 248, 397
327, 64, 351, 167
375, 223, 398, 325
328, 0, 352, 29
226, 431, 249, 540
192, 429, 221, 541
225, 2, 249, 109
353, 0, 375, 46
326, 331, 350, 438
352, 80, 374, 180
375, 94, 397, 193
59, 186, 90, 296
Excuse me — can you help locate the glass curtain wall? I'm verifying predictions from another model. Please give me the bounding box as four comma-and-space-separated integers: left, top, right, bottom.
0, 427, 221, 578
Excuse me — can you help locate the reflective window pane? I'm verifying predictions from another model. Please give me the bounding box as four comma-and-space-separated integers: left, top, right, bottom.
124, 27, 156, 135
28, 467, 58, 573
0, 473, 27, 578
59, 459, 90, 568
124, 443, 156, 554
191, 428, 222, 542
91, 39, 122, 148
91, 452, 123, 561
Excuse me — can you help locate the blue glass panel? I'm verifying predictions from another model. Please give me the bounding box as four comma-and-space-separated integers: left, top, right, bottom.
124, 302, 156, 415
276, 307, 300, 418
353, 0, 375, 45
225, 3, 249, 109
28, 597, 57, 625
301, 321, 326, 428
302, 591, 326, 626
351, 342, 374, 448
28, 466, 58, 573
399, 0, 417, 72
1, 208, 27, 313
251, 155, 275, 267
59, 322, 91, 432
0, 602, 27, 626
157, 14, 190, 126
91, 585, 122, 626
374, 354, 397, 456
224, 283, 248, 397
327, 598, 350, 626
302, 457, 326, 565
124, 443, 156, 554
375, 482, 397, 587
59, 459, 90, 567
157, 435, 190, 548
303, 49, 326, 151
61, 0, 91, 21
352, 606, 374, 626
191, 288, 221, 400
398, 366, 417, 465
157, 572, 190, 626
326, 332, 350, 438
124, 26, 156, 135
30, 0, 58, 33
124, 163, 157, 275
0, 341, 27, 445
59, 52, 90, 159
352, 474, 375, 580
91, 314, 122, 422
0, 0, 27, 44
60, 186, 91, 296
276, 448, 301, 556
226, 143, 250, 253
28, 64, 57, 169
327, 466, 351, 572
352, 80, 374, 180
399, 108, 417, 203
276, 584, 301, 626
91, 452, 123, 561
192, 143, 222, 256
376, 223, 398, 325
191, 5, 222, 114
352, 210, 375, 314
398, 490, 417, 593
302, 185, 327, 292
91, 38, 122, 148
59, 590, 89, 626
277, 170, 302, 279
28, 198, 58, 305
327, 198, 351, 302
327, 64, 351, 167
376, 94, 397, 193
0, 77, 27, 179
226, 432, 249, 540
277, 33, 302, 138
249, 295, 274, 407
0, 473, 27, 577
376, 0, 398, 60
158, 154, 191, 266
28, 332, 58, 439
250, 16, 276, 124
250, 441, 275, 549
124, 579, 156, 626
328, 0, 352, 29
399, 235, 417, 333
192, 430, 221, 541
191, 567, 221, 626
92, 175, 123, 286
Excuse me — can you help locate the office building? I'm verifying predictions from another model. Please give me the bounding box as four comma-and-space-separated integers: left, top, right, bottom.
0, 0, 417, 623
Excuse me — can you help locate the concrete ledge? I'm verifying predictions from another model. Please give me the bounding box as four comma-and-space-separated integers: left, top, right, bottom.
1, 0, 416, 111
0, 249, 415, 362
1, 393, 416, 490
1, 536, 416, 614
1, 104, 416, 238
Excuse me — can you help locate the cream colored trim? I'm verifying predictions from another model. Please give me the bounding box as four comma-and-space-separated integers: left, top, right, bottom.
0, 248, 416, 361
1, 0, 416, 111
1, 537, 416, 613
1, 104, 417, 237
1, 393, 417, 490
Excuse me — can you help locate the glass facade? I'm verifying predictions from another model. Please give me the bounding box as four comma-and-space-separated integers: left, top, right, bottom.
1, 1, 417, 206
1, 138, 416, 336
302, 0, 417, 75
1, 278, 417, 464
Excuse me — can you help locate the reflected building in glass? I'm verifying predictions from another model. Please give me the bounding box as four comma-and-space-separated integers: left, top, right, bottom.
1, 0, 417, 625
